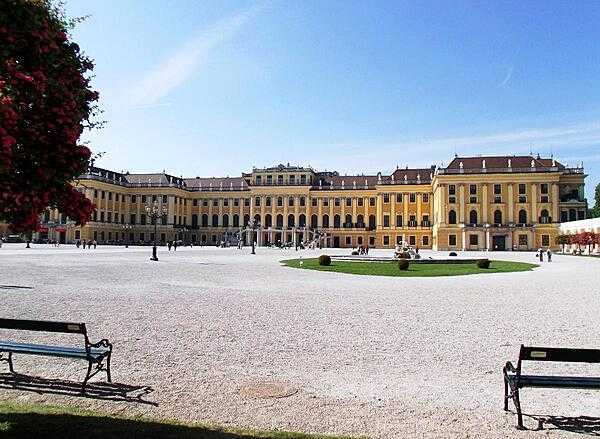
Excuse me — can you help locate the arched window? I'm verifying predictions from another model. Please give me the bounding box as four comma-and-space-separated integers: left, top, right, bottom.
299, 197, 306, 207
448, 210, 457, 224
357, 214, 364, 226
493, 210, 502, 225
277, 196, 283, 207
243, 214, 250, 226
299, 214, 306, 227
233, 214, 239, 227
540, 209, 550, 224
322, 214, 329, 228
265, 214, 272, 227
344, 215, 352, 227
469, 210, 478, 225
201, 214, 208, 227
276, 214, 283, 228
254, 214, 261, 225
518, 209, 527, 225
191, 214, 198, 227
310, 214, 318, 228
211, 214, 218, 227
222, 214, 229, 228
288, 214, 295, 228
368, 214, 376, 229
334, 214, 341, 228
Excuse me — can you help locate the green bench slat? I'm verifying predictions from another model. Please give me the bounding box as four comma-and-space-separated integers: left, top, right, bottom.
512, 374, 600, 389
0, 341, 108, 361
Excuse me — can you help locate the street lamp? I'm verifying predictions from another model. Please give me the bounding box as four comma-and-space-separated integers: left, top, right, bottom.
122, 224, 132, 248
247, 218, 260, 254
145, 201, 168, 261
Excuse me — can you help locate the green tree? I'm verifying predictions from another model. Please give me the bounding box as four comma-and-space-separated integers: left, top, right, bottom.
591, 183, 600, 218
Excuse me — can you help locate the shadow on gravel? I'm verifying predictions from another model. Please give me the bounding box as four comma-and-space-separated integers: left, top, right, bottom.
0, 408, 345, 439
0, 285, 34, 290
529, 414, 600, 435
0, 373, 156, 406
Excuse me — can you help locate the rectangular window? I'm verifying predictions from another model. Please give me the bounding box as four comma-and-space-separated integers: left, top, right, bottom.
519, 234, 528, 246
277, 175, 283, 185
264, 196, 271, 207
409, 235, 416, 245
409, 193, 416, 203
108, 192, 112, 201
346, 197, 352, 207
383, 235, 390, 246
277, 197, 283, 207
224, 198, 229, 207
107, 212, 112, 222
323, 198, 329, 207
101, 191, 106, 199
152, 195, 157, 202
422, 235, 429, 246
494, 195, 502, 203
334, 198, 340, 207
449, 234, 457, 246
396, 215, 403, 227
383, 193, 390, 203
383, 215, 390, 227
94, 190, 98, 198
469, 234, 478, 246
213, 199, 219, 207
519, 184, 526, 195
140, 214, 146, 225
100, 212, 105, 222
494, 184, 502, 195
369, 236, 375, 246
422, 215, 430, 226
163, 195, 168, 203
256, 176, 262, 185
141, 195, 146, 203
541, 183, 549, 194
244, 198, 250, 207
300, 175, 307, 184
131, 195, 137, 203
312, 198, 318, 207
288, 197, 294, 206
358, 198, 364, 207
449, 196, 456, 204
203, 199, 209, 206
266, 175, 272, 185
345, 236, 352, 245
130, 214, 136, 224
469, 184, 477, 195
449, 185, 456, 195
422, 193, 429, 203
396, 235, 403, 245
542, 235, 550, 247
396, 193, 403, 203
369, 197, 376, 206
470, 196, 477, 204
139, 232, 145, 242
234, 198, 239, 206
193, 199, 198, 206
289, 175, 295, 184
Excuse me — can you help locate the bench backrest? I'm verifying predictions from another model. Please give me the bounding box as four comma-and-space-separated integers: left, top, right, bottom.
0, 318, 87, 335
519, 345, 600, 364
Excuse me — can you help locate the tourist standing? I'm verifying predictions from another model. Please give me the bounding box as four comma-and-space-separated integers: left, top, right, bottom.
168, 241, 172, 251
173, 241, 177, 251
538, 248, 544, 262
93, 239, 97, 249
547, 249, 552, 262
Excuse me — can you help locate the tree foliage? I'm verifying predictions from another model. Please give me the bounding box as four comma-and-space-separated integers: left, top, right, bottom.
0, 0, 98, 232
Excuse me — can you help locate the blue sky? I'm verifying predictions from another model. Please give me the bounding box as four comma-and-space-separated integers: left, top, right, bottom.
65, 0, 600, 202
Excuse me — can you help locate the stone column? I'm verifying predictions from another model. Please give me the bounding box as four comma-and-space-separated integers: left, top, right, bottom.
218, 198, 223, 226
552, 183, 559, 222
403, 193, 409, 227
459, 184, 465, 224
376, 194, 383, 228
461, 227, 467, 251
439, 185, 446, 225
294, 196, 299, 227
482, 184, 489, 224
317, 197, 323, 227
507, 184, 514, 223
416, 193, 422, 225
485, 226, 490, 251
531, 184, 537, 224
390, 194, 396, 229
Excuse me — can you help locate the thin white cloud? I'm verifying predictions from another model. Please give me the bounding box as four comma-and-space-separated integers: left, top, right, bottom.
131, 3, 263, 105
311, 120, 600, 173
499, 66, 514, 88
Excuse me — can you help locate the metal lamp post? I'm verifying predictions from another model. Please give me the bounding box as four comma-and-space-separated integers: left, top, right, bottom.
248, 218, 260, 254
122, 224, 132, 248
145, 201, 168, 261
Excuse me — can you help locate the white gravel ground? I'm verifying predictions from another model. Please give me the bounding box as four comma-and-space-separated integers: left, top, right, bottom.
1, 243, 600, 438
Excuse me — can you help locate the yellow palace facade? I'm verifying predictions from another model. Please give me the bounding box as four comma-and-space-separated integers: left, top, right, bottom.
30, 154, 587, 251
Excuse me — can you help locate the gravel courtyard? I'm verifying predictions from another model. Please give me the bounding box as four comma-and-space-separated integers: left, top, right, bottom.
1, 244, 600, 438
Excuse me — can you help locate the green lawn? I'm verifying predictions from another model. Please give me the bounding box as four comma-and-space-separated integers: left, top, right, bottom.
281, 258, 538, 277
0, 401, 358, 439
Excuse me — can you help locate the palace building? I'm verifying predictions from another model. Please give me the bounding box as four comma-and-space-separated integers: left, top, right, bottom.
26, 154, 587, 251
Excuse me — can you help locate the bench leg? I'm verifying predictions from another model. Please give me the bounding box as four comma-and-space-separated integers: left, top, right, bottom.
106, 353, 112, 383
0, 352, 15, 374
513, 389, 524, 429
82, 361, 93, 393
503, 377, 509, 411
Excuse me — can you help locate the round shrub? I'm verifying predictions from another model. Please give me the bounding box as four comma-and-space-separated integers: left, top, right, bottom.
449, 251, 458, 257
477, 259, 491, 269
351, 251, 359, 256
318, 255, 331, 266
398, 259, 410, 271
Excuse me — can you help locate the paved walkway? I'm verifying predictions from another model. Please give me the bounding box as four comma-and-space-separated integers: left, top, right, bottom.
0, 244, 598, 438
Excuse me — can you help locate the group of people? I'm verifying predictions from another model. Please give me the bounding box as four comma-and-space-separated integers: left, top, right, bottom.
537, 248, 552, 262
75, 239, 97, 249
355, 245, 370, 255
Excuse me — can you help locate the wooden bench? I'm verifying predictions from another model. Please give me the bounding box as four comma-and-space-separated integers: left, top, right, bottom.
504, 344, 600, 429
0, 318, 112, 391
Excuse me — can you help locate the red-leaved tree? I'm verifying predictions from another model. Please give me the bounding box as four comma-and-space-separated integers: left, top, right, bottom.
0, 0, 98, 233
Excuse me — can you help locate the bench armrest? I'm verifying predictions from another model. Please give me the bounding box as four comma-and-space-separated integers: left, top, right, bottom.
504, 361, 518, 374
88, 338, 112, 351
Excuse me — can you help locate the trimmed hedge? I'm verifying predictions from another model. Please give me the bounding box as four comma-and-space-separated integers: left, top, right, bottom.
351, 251, 359, 256
477, 259, 490, 269
449, 252, 458, 256
398, 259, 410, 271
318, 255, 331, 266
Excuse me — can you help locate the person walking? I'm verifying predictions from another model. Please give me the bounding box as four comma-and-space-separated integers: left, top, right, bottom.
93, 239, 97, 249
547, 248, 552, 262
538, 248, 544, 262
167, 241, 172, 251
173, 241, 177, 251
82, 240, 86, 249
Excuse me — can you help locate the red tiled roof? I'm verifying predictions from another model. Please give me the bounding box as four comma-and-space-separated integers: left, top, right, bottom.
446, 155, 564, 170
